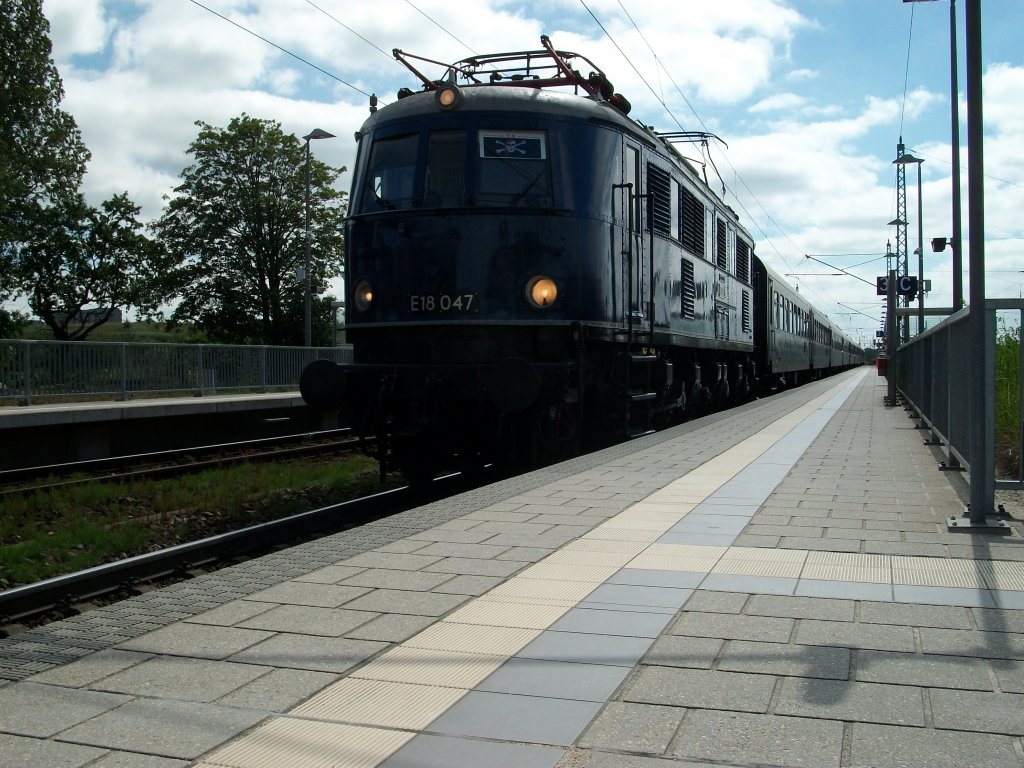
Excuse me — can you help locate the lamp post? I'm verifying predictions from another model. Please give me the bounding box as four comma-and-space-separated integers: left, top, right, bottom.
894, 152, 924, 334
302, 128, 335, 347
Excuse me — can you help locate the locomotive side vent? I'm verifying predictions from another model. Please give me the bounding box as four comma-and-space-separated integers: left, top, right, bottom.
679, 187, 704, 258
681, 258, 696, 319
736, 239, 751, 284
742, 290, 751, 333
647, 164, 672, 236
715, 218, 728, 271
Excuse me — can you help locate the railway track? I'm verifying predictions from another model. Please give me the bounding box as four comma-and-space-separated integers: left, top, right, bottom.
0, 469, 487, 636
0, 429, 367, 494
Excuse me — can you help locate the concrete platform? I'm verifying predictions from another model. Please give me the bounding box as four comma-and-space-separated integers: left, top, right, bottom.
2, 367, 1023, 767
0, 393, 322, 469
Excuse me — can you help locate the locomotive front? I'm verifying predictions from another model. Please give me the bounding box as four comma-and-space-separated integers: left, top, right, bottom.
301, 55, 631, 480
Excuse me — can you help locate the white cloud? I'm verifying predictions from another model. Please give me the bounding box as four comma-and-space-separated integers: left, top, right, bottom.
30, 0, 1023, 329
749, 92, 806, 113
44, 0, 108, 58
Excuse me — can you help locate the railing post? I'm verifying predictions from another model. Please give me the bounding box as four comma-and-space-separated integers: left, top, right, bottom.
1019, 308, 1024, 486
119, 343, 128, 401
944, 321, 961, 470
197, 345, 205, 395
21, 340, 31, 405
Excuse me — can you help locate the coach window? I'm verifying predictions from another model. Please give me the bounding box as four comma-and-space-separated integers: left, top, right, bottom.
424, 130, 465, 208
477, 130, 552, 207
360, 134, 418, 213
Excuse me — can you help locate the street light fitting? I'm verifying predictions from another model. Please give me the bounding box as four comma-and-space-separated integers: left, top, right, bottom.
303, 128, 335, 141
893, 152, 924, 166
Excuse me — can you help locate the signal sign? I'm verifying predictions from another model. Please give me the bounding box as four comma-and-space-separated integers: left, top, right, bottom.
876, 275, 919, 297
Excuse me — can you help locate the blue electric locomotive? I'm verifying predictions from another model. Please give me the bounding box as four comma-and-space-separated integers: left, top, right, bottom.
301, 37, 860, 480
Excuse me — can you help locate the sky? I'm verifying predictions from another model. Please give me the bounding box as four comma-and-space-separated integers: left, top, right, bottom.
37, 0, 1024, 347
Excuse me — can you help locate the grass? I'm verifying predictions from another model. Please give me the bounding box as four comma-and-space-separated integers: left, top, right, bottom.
0, 453, 396, 588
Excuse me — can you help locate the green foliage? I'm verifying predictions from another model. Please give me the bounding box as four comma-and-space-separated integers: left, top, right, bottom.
156, 115, 348, 345
0, 454, 389, 586
1, 0, 89, 286
0, 307, 28, 337
16, 192, 177, 340
1, 1, 169, 340
995, 321, 1021, 478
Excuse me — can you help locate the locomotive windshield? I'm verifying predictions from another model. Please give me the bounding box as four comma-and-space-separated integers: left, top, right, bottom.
477, 131, 551, 207
357, 128, 552, 213
363, 134, 417, 211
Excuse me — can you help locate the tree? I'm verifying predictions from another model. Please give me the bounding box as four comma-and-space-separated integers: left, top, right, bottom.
0, 0, 90, 292
155, 115, 347, 345
16, 192, 178, 340
2, 0, 169, 340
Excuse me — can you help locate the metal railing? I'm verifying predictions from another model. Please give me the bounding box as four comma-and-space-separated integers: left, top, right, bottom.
0, 339, 352, 405
896, 299, 1023, 493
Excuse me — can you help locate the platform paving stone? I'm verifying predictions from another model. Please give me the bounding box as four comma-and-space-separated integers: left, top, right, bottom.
849, 722, 1022, 768
991, 658, 1024, 693
115, 623, 272, 659
410, 541, 515, 559
343, 612, 437, 642
855, 648, 993, 689
669, 709, 844, 767
744, 592, 856, 621
235, 603, 379, 636
85, 751, 189, 767
622, 666, 776, 712
185, 599, 274, 627
55, 698, 267, 760
717, 638, 851, 679
225, 634, 386, 673
642, 635, 723, 668
0, 681, 130, 737
25, 649, 152, 688
90, 655, 268, 702
213, 667, 337, 712
242, 580, 372, 607
794, 618, 916, 652
776, 677, 927, 726
920, 627, 1024, 660
0, 732, 108, 768
680, 590, 749, 614
381, 733, 565, 768
859, 600, 975, 629
668, 611, 795, 642
929, 689, 1024, 734
421, 555, 524, 576
576, 701, 684, 754
973, 608, 1024, 634
340, 587, 471, 615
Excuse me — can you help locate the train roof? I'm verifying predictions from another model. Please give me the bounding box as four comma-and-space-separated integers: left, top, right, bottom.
363, 37, 728, 196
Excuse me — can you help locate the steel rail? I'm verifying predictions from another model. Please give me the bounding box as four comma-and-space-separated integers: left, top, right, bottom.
0, 482, 421, 627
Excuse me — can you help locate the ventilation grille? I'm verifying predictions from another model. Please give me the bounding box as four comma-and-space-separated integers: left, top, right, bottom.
681, 258, 696, 319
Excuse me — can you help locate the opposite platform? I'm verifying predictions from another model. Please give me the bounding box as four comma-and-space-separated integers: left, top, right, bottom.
2, 368, 1023, 768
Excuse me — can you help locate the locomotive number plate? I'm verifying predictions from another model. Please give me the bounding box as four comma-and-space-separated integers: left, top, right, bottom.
408, 293, 478, 313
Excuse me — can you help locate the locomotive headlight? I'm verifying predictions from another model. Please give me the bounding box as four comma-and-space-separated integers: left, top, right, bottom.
526, 275, 558, 308
353, 279, 374, 311
436, 84, 462, 110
